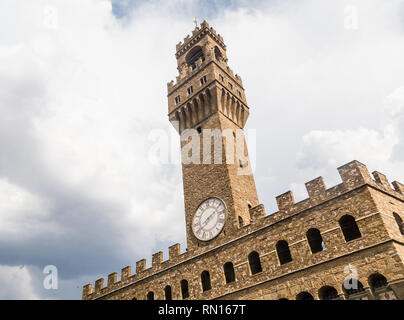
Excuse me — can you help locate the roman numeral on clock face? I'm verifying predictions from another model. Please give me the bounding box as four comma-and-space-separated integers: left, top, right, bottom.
192, 198, 226, 241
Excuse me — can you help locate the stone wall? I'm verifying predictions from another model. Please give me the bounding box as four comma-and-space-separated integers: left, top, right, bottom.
82, 161, 404, 300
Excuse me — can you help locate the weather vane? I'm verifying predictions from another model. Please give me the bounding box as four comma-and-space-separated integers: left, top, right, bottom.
193, 17, 198, 27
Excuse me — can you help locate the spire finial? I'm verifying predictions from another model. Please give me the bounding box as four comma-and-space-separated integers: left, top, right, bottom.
193, 17, 198, 28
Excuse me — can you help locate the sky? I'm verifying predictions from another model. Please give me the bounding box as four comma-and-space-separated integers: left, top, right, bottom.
0, 0, 404, 299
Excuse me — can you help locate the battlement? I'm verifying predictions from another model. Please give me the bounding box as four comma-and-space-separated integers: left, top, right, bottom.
266, 161, 404, 225
167, 54, 213, 95
167, 57, 243, 96
167, 21, 244, 97
175, 21, 225, 57
82, 160, 404, 300
83, 242, 193, 299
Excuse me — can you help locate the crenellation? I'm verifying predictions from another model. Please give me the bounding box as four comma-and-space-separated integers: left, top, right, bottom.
276, 191, 295, 212
95, 278, 104, 293
393, 181, 404, 194
305, 177, 327, 202
167, 80, 174, 90
226, 66, 234, 77
82, 284, 93, 299
192, 27, 200, 36
121, 266, 131, 281
107, 272, 117, 287
136, 259, 146, 274
250, 204, 266, 222
337, 160, 373, 189
201, 20, 209, 29
82, 158, 404, 299
152, 251, 163, 268
373, 171, 392, 190
235, 74, 243, 86
169, 243, 181, 260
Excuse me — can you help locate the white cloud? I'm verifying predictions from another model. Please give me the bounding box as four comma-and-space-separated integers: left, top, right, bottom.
0, 265, 39, 300
296, 85, 404, 190
0, 179, 59, 239
1, 0, 404, 299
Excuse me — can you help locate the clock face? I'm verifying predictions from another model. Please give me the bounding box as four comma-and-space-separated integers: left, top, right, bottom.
192, 198, 226, 241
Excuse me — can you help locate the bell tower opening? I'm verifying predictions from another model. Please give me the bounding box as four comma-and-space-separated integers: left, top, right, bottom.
186, 46, 205, 70
214, 46, 223, 61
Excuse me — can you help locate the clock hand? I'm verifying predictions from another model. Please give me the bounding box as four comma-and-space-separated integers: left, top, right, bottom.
202, 211, 216, 228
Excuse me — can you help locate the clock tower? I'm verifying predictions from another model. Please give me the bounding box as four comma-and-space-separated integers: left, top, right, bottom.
167, 21, 259, 252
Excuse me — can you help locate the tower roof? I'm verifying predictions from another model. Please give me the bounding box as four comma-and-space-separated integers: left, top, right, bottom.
175, 20, 226, 59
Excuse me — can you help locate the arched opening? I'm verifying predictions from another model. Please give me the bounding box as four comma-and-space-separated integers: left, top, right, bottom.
164, 285, 172, 300
278, 298, 289, 300
186, 46, 205, 70
276, 240, 292, 265
339, 215, 362, 242
369, 273, 388, 291
319, 286, 339, 300
214, 46, 223, 61
181, 279, 189, 299
306, 228, 325, 253
223, 262, 236, 284
248, 251, 262, 275
296, 292, 314, 300
201, 271, 211, 292
132, 297, 137, 300
393, 212, 404, 235
343, 280, 365, 297
147, 291, 154, 300
238, 216, 244, 228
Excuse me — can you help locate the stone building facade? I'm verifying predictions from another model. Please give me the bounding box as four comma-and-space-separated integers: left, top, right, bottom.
82, 21, 404, 300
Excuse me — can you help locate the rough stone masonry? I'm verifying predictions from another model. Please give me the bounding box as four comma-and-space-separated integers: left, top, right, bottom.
82, 21, 404, 300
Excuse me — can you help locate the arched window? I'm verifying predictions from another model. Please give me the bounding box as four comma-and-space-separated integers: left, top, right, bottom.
186, 46, 205, 70
164, 285, 172, 300
319, 286, 339, 300
339, 215, 361, 242
238, 216, 244, 228
147, 291, 154, 300
343, 280, 365, 296
276, 240, 292, 265
306, 228, 325, 253
393, 213, 404, 235
369, 273, 388, 291
296, 292, 314, 300
248, 251, 262, 275
181, 280, 189, 299
132, 297, 137, 300
214, 46, 223, 61
223, 262, 236, 284
201, 271, 211, 292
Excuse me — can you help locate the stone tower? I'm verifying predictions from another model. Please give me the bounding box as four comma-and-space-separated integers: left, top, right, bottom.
167, 21, 259, 252
83, 21, 404, 301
